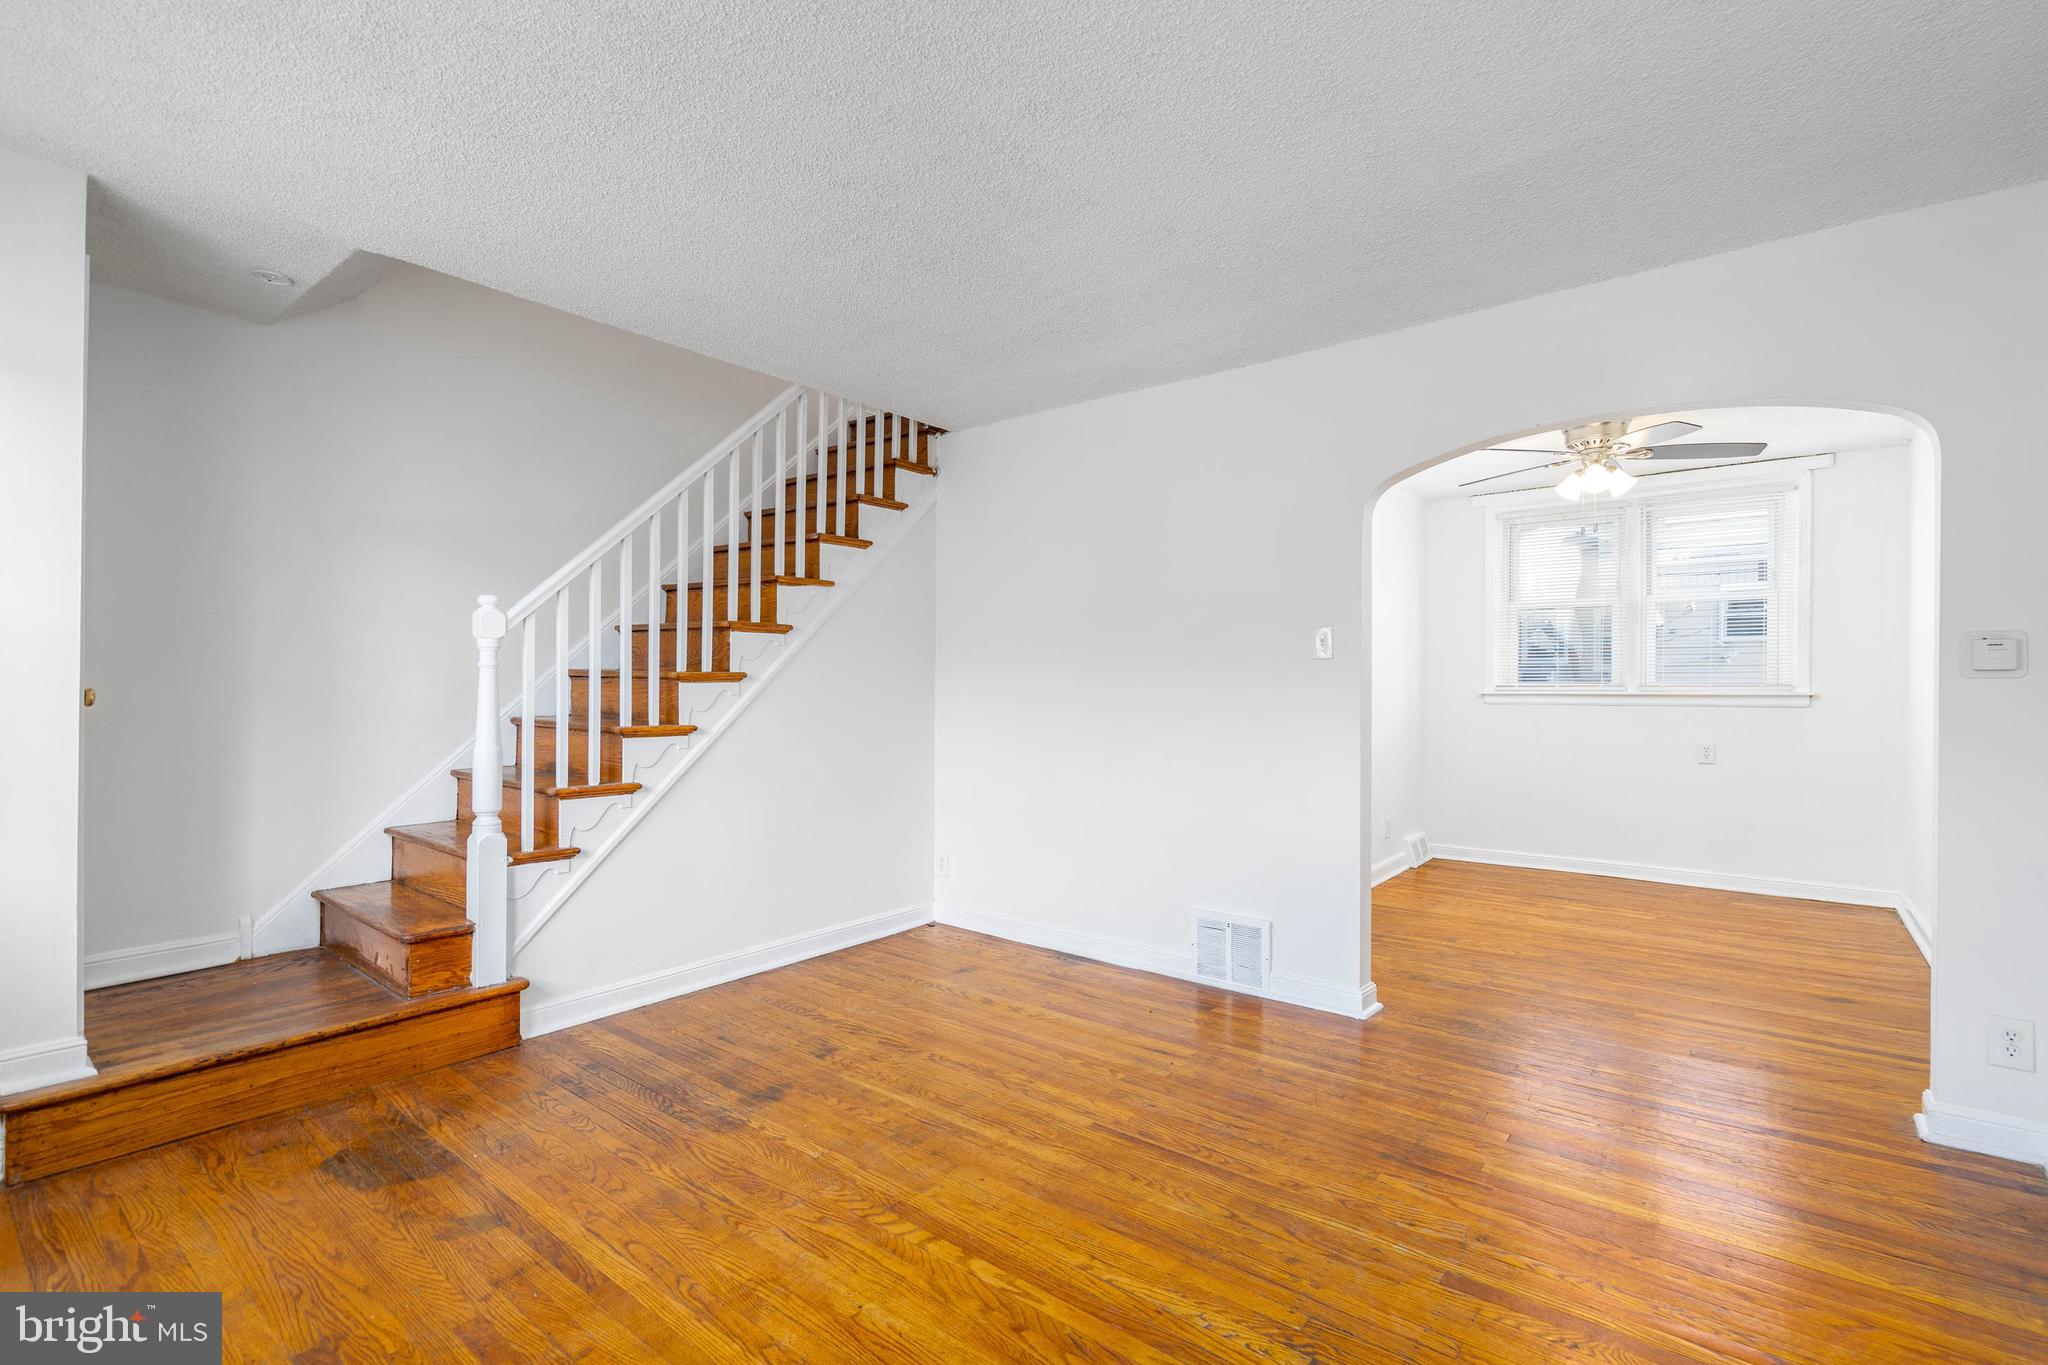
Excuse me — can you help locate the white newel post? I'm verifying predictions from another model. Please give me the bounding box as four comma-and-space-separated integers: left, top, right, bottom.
466, 594, 511, 987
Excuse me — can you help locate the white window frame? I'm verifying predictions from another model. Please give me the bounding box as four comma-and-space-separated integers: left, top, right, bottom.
1479, 457, 1821, 707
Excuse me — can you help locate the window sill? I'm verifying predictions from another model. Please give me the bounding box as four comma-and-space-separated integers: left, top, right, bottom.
1480, 690, 1815, 708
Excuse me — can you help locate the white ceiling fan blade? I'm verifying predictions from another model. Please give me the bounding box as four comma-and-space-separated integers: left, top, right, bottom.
1635, 441, 1767, 461
1458, 459, 1567, 488
1480, 445, 1565, 455
1626, 419, 1702, 444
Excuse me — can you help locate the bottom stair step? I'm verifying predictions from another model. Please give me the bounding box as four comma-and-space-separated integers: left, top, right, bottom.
316, 880, 474, 996
0, 950, 525, 1184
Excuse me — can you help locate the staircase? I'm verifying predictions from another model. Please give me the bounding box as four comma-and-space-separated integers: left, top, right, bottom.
1, 392, 939, 1184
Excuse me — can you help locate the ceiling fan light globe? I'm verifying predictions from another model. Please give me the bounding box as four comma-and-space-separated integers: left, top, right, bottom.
1555, 468, 1587, 501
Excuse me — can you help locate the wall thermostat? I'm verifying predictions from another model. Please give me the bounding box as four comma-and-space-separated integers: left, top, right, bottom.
1962, 631, 2028, 677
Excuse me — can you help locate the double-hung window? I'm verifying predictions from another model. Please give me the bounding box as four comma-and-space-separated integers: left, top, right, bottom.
1486, 478, 1807, 699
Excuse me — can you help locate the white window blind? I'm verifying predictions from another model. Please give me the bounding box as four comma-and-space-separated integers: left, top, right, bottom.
1488, 479, 1806, 696
1493, 509, 1622, 689
1640, 489, 1800, 689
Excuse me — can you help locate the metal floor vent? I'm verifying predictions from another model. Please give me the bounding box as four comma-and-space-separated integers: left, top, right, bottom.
1194, 913, 1271, 990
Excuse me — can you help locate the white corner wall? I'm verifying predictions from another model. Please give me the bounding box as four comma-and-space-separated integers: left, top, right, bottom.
1900, 428, 1941, 941
81, 267, 787, 977
517, 512, 938, 1033
1370, 487, 1425, 882
1416, 447, 1920, 909
0, 148, 95, 1092
933, 178, 2048, 1154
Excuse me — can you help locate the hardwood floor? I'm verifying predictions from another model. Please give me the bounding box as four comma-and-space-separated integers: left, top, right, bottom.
5, 863, 2045, 1361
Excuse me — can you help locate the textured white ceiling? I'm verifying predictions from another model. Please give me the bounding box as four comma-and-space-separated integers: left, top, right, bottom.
4, 1, 2046, 426
1397, 406, 1922, 500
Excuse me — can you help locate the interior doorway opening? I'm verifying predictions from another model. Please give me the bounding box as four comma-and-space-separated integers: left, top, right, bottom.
1366, 401, 1940, 982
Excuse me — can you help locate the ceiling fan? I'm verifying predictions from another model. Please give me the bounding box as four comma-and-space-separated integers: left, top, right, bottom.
1459, 418, 1767, 500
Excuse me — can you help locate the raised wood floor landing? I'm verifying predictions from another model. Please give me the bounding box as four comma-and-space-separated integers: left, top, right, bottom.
5, 864, 2045, 1361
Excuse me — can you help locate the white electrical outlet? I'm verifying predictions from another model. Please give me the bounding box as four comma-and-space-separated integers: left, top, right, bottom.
1696, 743, 1718, 765
1989, 1016, 2035, 1071
1314, 626, 1334, 660
935, 852, 951, 876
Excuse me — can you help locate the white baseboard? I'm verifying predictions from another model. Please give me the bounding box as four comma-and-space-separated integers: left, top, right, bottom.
1370, 851, 1411, 887
1893, 897, 1934, 965
1915, 1089, 2048, 1174
1430, 844, 1908, 911
83, 931, 242, 989
521, 904, 934, 1037
0, 1035, 96, 1097
936, 905, 1381, 1021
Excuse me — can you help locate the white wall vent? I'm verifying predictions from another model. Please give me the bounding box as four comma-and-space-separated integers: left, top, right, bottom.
1193, 913, 1271, 990
1405, 833, 1432, 866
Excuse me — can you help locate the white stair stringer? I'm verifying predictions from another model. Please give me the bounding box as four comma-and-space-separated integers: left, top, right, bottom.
505, 481, 937, 953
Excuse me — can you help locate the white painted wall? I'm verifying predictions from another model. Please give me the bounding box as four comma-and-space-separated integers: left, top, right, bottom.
518, 513, 938, 1032
1414, 448, 1918, 906
932, 179, 2048, 1153
1901, 428, 1941, 939
1369, 488, 1424, 880
0, 148, 94, 1093
81, 267, 787, 972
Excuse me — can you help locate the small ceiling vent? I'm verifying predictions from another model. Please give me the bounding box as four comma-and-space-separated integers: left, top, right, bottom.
1194, 913, 1271, 991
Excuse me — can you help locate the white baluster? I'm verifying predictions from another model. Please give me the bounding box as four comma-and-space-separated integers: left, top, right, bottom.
751, 429, 765, 624
647, 509, 661, 725
836, 395, 850, 536
817, 395, 832, 538
910, 418, 921, 470
725, 449, 739, 659
839, 401, 856, 532
808, 391, 825, 568
675, 489, 688, 690
699, 469, 713, 674
586, 561, 601, 787
553, 589, 569, 790
466, 595, 509, 987
618, 529, 634, 731
791, 396, 806, 579
876, 410, 887, 497
519, 615, 536, 853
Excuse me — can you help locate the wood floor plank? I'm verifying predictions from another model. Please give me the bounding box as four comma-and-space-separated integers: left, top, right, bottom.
4, 863, 2044, 1361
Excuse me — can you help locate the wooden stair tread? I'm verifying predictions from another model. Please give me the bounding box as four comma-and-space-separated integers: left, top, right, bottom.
762, 491, 909, 512
387, 819, 579, 864
888, 458, 938, 476
514, 716, 697, 739
568, 667, 744, 682
313, 881, 471, 943
625, 618, 789, 637
0, 951, 524, 1112
662, 574, 834, 591
667, 576, 835, 591
451, 766, 641, 800
713, 531, 873, 551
